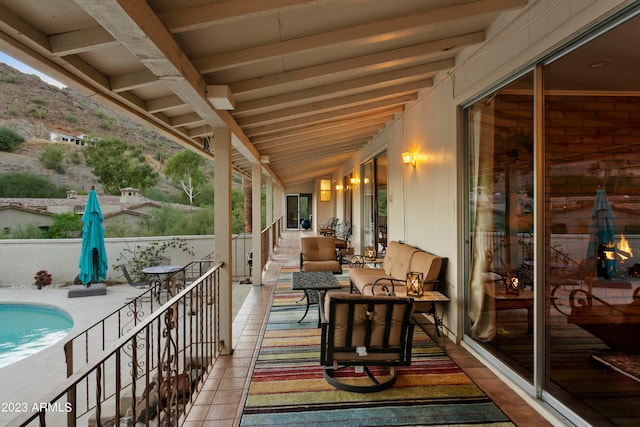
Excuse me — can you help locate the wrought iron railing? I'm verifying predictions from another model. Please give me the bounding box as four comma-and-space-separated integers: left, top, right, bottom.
63, 258, 216, 376
11, 262, 224, 427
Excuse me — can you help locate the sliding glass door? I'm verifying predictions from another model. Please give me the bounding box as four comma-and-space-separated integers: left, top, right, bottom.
463, 9, 640, 425
286, 194, 311, 229
361, 152, 388, 256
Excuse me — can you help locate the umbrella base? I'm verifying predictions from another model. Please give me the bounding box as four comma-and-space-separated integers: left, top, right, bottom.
68, 283, 107, 298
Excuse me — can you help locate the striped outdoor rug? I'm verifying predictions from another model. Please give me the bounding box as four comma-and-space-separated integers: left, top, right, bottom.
240, 268, 514, 426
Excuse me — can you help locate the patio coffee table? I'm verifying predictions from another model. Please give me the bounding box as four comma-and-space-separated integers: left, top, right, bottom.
291, 271, 341, 326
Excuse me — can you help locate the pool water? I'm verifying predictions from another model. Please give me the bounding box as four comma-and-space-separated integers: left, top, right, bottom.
0, 304, 73, 369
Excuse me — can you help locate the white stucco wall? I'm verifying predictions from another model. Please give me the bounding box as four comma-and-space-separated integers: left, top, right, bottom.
0, 234, 253, 285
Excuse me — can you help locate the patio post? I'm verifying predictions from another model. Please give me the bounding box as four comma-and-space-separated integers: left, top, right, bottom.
252, 162, 263, 285
214, 127, 233, 354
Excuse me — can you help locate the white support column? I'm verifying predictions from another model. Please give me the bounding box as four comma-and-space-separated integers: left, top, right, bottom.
266, 176, 273, 228
274, 185, 283, 226
265, 176, 273, 253
213, 127, 233, 355
252, 162, 263, 286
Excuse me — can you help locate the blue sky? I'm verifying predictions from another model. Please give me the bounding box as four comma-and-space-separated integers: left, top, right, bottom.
0, 52, 65, 88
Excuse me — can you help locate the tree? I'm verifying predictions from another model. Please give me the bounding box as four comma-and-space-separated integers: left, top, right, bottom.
45, 212, 83, 238
0, 173, 68, 197
164, 151, 206, 204
39, 145, 66, 173
83, 137, 159, 194
0, 127, 24, 152
243, 176, 252, 232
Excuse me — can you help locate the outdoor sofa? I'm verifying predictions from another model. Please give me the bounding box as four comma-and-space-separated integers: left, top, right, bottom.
349, 241, 447, 313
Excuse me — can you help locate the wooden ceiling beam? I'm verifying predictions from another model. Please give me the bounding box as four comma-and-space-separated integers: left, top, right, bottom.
229, 33, 483, 96
253, 116, 393, 145
193, 0, 525, 73
243, 102, 406, 136
159, 0, 337, 34
110, 69, 158, 92
49, 26, 118, 56
235, 62, 447, 115
234, 81, 427, 125
259, 129, 379, 154
251, 111, 397, 143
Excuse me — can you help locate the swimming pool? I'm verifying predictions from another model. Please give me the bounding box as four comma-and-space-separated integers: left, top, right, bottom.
0, 303, 74, 369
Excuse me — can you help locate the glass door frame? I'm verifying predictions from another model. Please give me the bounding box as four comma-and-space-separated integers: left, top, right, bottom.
285, 193, 312, 230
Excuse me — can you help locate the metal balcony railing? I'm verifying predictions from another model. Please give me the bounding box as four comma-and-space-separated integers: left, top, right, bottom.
11, 262, 224, 427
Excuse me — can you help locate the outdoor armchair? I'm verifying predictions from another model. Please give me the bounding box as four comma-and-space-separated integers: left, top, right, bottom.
300, 236, 343, 273
121, 265, 150, 289
320, 293, 415, 392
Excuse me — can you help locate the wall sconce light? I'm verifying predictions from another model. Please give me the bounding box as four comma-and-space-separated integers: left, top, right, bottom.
335, 183, 343, 191
350, 177, 360, 185
402, 151, 416, 167
320, 179, 331, 202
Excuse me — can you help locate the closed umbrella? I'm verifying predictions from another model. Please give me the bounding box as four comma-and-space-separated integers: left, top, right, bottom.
78, 187, 108, 286
586, 188, 615, 279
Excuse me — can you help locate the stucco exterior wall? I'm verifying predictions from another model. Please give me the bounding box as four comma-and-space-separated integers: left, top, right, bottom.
0, 235, 252, 285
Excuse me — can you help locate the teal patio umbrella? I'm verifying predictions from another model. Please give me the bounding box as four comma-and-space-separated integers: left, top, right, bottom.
586, 188, 615, 278
78, 187, 108, 286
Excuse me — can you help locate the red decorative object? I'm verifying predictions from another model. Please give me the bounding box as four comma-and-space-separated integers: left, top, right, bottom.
34, 270, 52, 289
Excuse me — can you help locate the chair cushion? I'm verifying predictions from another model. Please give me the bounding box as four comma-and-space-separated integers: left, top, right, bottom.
409, 251, 443, 291
303, 260, 341, 273
350, 267, 389, 294
302, 236, 337, 261
324, 293, 414, 359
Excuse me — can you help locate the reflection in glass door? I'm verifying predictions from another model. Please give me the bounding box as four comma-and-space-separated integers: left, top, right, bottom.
361, 153, 388, 257
463, 10, 640, 425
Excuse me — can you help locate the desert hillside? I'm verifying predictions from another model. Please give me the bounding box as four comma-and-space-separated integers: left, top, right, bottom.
0, 62, 186, 194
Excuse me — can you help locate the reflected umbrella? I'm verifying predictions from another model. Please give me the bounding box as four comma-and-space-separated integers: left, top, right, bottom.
586, 188, 615, 279
78, 187, 108, 286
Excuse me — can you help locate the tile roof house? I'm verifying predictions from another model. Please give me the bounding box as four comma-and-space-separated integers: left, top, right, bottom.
0, 188, 195, 234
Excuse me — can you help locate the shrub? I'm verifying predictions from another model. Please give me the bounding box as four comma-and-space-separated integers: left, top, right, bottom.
0, 173, 67, 197
99, 118, 115, 129
45, 212, 83, 238
64, 114, 77, 123
30, 96, 47, 104
28, 107, 47, 119
2, 74, 21, 83
8, 223, 44, 239
39, 145, 66, 172
68, 151, 82, 164
113, 238, 194, 280
7, 106, 18, 116
0, 126, 24, 151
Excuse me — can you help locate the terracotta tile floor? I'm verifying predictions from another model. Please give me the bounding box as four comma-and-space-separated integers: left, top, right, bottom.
184, 231, 555, 427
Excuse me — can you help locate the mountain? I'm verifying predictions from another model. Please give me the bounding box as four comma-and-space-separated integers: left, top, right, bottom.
0, 62, 186, 195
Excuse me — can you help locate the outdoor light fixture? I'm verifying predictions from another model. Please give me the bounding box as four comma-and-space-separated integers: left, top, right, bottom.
402, 152, 416, 167
364, 246, 376, 259
335, 183, 343, 191
350, 177, 360, 185
407, 272, 424, 296
320, 179, 331, 202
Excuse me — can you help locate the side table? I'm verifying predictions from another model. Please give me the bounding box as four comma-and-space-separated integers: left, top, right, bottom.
404, 290, 449, 349
291, 271, 342, 327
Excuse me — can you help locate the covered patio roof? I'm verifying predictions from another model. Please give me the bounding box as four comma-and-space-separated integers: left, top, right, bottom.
0, 0, 526, 186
